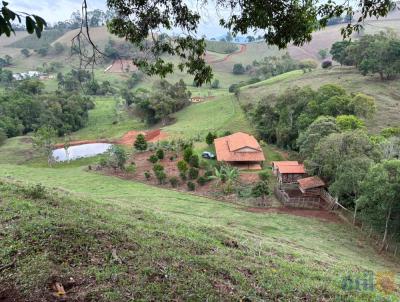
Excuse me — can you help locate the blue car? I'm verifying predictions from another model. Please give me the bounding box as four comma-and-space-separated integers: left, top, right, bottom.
202, 151, 215, 159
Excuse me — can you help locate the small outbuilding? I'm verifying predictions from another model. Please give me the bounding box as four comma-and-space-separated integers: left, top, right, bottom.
297, 176, 325, 196
214, 132, 265, 170
276, 163, 307, 184
271, 161, 299, 175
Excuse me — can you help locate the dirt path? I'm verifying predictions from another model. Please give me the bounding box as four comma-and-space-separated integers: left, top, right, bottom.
207, 44, 247, 64
244, 207, 342, 223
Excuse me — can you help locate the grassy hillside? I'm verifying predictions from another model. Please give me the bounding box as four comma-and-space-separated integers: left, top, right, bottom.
238, 67, 400, 132
1, 166, 399, 301
164, 95, 251, 138
8, 29, 66, 49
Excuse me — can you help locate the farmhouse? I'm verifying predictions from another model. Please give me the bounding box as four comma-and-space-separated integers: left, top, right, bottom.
214, 132, 265, 170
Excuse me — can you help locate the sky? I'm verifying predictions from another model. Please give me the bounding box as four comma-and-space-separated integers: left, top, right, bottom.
10, 0, 231, 37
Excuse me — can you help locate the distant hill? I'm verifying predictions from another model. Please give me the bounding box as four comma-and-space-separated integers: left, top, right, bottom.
8, 29, 67, 49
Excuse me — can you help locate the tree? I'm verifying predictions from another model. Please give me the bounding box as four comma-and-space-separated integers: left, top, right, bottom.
305, 130, 380, 181
21, 48, 30, 57
205, 132, 216, 145
321, 60, 332, 69
134, 134, 147, 151
336, 115, 365, 131
189, 154, 199, 168
329, 157, 374, 218
330, 41, 353, 65
232, 63, 245, 75
318, 48, 328, 59
357, 160, 400, 250
297, 116, 339, 158
104, 0, 392, 85
210, 164, 239, 194
35, 46, 49, 57
33, 126, 57, 167
251, 181, 270, 205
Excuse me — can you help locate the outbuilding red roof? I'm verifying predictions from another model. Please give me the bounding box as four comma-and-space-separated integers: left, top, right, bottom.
278, 164, 306, 174
272, 161, 299, 169
298, 176, 325, 190
214, 132, 265, 162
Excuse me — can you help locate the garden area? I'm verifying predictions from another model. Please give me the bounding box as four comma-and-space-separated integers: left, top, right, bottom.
94, 133, 273, 206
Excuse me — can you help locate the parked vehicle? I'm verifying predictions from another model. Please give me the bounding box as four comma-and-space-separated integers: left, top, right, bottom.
202, 151, 215, 159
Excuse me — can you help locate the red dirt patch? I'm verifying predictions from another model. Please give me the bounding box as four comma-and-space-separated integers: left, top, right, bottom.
54, 129, 167, 148
244, 207, 342, 223
105, 59, 138, 73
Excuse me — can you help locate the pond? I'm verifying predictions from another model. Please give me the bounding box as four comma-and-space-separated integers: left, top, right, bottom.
52, 143, 113, 162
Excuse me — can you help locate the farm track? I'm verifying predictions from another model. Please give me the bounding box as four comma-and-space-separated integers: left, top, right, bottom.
207, 44, 247, 64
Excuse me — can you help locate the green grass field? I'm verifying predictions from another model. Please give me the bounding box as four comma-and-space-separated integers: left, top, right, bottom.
66, 97, 145, 142
1, 164, 399, 301
238, 67, 400, 132
164, 95, 251, 139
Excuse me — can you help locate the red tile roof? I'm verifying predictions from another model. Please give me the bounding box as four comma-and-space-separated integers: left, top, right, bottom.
272, 161, 299, 169
214, 132, 265, 162
278, 164, 306, 174
298, 176, 325, 190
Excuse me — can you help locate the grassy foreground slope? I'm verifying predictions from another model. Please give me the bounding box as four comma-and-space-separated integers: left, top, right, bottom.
0, 165, 399, 301
238, 67, 400, 132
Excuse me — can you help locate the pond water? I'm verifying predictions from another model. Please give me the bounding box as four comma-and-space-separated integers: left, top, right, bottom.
52, 143, 113, 162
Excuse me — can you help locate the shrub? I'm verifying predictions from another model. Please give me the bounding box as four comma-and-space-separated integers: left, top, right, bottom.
222, 130, 232, 137
229, 84, 239, 93
233, 63, 245, 74
144, 171, 151, 180
189, 154, 200, 168
125, 163, 136, 174
321, 60, 332, 69
156, 148, 164, 160
0, 128, 7, 146
206, 132, 217, 145
183, 147, 193, 162
188, 167, 199, 180
155, 170, 167, 184
187, 181, 196, 191
197, 176, 208, 186
99, 157, 108, 167
169, 176, 179, 188
108, 145, 127, 170
199, 159, 210, 170
177, 160, 188, 173
148, 154, 159, 164
204, 170, 213, 178
179, 171, 187, 181
211, 79, 219, 89
258, 171, 270, 181
153, 163, 164, 173
24, 183, 46, 199
134, 133, 147, 151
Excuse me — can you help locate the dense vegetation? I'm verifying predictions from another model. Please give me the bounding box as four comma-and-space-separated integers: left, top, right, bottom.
0, 86, 94, 138
330, 31, 400, 80
125, 79, 191, 125
246, 84, 375, 149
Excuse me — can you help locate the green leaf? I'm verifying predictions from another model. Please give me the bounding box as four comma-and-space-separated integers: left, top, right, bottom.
25, 16, 34, 34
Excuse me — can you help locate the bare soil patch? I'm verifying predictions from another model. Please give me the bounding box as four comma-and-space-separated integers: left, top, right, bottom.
244, 207, 342, 223
54, 129, 167, 148
105, 59, 138, 73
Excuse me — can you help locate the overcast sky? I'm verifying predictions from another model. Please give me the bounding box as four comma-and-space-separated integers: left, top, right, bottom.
10, 0, 230, 37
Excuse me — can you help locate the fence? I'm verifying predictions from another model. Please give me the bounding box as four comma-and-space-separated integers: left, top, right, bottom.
320, 189, 339, 210
274, 187, 321, 209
